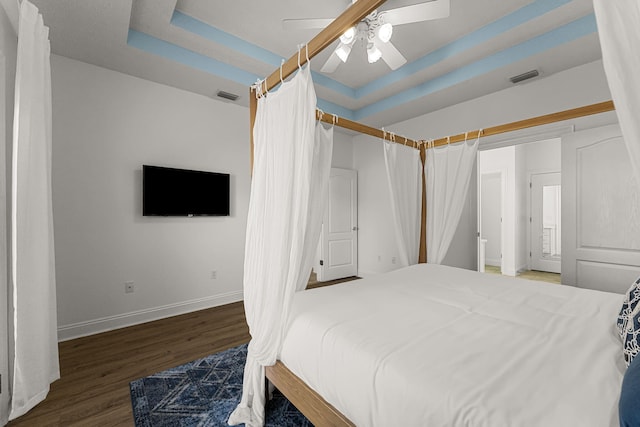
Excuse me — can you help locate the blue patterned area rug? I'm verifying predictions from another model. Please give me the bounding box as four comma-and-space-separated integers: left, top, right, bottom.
129, 344, 312, 426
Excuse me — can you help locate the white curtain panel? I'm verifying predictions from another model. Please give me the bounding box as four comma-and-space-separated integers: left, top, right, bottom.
229, 65, 333, 427
383, 141, 422, 266
425, 137, 479, 264
9, 0, 59, 420
593, 0, 640, 185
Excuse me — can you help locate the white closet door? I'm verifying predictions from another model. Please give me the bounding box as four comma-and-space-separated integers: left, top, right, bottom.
318, 168, 358, 281
562, 124, 640, 293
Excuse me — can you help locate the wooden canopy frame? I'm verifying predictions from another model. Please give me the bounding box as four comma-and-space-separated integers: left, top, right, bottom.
248, 0, 615, 424
248, 0, 614, 264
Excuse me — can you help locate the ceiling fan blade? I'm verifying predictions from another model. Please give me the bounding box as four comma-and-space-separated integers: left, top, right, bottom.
376, 40, 407, 70
282, 18, 335, 30
320, 49, 343, 73
382, 0, 450, 26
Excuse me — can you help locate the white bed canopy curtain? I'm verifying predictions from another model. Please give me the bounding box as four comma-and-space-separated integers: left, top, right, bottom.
425, 133, 480, 264
593, 0, 640, 185
228, 59, 334, 427
383, 136, 422, 266
9, 0, 60, 420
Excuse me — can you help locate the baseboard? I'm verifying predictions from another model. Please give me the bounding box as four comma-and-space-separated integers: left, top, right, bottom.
502, 268, 517, 277
57, 290, 243, 342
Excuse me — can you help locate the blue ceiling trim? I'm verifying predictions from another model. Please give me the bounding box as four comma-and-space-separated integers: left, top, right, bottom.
355, 0, 572, 99
310, 72, 356, 98
128, 29, 260, 85
317, 99, 355, 120
355, 14, 597, 120
170, 0, 572, 101
171, 10, 356, 98
172, 11, 283, 67
127, 29, 357, 120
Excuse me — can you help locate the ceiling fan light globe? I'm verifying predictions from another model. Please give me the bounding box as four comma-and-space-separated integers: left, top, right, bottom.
336, 44, 352, 62
339, 27, 356, 45
377, 23, 393, 43
367, 45, 382, 63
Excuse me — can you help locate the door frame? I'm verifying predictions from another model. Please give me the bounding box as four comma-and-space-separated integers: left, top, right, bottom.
529, 172, 561, 273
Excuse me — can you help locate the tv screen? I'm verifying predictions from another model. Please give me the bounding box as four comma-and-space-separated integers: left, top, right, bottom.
143, 165, 230, 216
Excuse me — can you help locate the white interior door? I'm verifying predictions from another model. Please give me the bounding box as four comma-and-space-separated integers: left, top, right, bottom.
562, 124, 640, 293
480, 172, 502, 269
317, 168, 358, 282
530, 172, 561, 273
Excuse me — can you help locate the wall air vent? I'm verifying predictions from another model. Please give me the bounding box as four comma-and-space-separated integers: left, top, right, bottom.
216, 90, 240, 102
509, 70, 539, 84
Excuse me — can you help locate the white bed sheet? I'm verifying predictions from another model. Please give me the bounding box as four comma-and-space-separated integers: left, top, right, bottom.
279, 264, 626, 427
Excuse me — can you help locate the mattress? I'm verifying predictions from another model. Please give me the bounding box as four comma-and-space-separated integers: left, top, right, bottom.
279, 264, 626, 426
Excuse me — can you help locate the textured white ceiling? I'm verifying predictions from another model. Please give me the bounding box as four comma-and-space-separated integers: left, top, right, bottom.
30, 0, 601, 127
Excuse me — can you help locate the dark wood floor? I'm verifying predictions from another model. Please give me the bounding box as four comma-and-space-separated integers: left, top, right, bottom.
8, 302, 250, 426
7, 276, 359, 426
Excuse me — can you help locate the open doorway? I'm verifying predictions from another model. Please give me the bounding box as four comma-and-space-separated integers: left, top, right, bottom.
477, 138, 562, 284
530, 172, 561, 273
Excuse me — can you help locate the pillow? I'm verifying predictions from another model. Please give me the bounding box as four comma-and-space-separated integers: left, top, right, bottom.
620, 353, 640, 427
623, 303, 640, 366
618, 277, 640, 340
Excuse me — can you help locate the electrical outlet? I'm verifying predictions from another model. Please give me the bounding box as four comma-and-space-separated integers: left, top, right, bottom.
125, 281, 135, 293
391, 256, 397, 264
211, 270, 217, 280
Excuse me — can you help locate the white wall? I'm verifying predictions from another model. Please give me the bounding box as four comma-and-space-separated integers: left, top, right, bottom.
480, 172, 502, 266
0, 1, 16, 422
514, 144, 527, 272
353, 136, 399, 276
51, 56, 356, 340
354, 60, 616, 273
331, 130, 354, 169
51, 56, 252, 340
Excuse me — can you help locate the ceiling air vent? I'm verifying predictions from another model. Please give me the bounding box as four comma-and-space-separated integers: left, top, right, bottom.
509, 70, 539, 84
216, 90, 239, 102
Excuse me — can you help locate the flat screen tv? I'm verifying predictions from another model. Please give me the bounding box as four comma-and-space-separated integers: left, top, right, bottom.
143, 165, 230, 216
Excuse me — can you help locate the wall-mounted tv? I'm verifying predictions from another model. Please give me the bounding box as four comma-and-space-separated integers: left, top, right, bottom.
143, 165, 230, 217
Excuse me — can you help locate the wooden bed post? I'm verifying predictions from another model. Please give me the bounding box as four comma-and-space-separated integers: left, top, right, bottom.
249, 86, 257, 174
245, 0, 616, 421
419, 143, 427, 263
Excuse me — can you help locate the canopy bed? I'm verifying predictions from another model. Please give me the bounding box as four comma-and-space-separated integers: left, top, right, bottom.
229, 0, 639, 426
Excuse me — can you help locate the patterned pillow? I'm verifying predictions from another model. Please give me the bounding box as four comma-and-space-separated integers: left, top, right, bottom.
623, 305, 640, 366
618, 277, 640, 340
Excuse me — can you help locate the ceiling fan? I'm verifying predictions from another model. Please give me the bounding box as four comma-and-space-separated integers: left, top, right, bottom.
282, 0, 450, 73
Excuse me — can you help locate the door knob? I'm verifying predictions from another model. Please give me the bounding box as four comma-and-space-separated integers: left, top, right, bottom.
352, 226, 359, 231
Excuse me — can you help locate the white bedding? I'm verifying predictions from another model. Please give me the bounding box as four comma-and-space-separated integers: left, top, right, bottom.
279, 264, 626, 426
